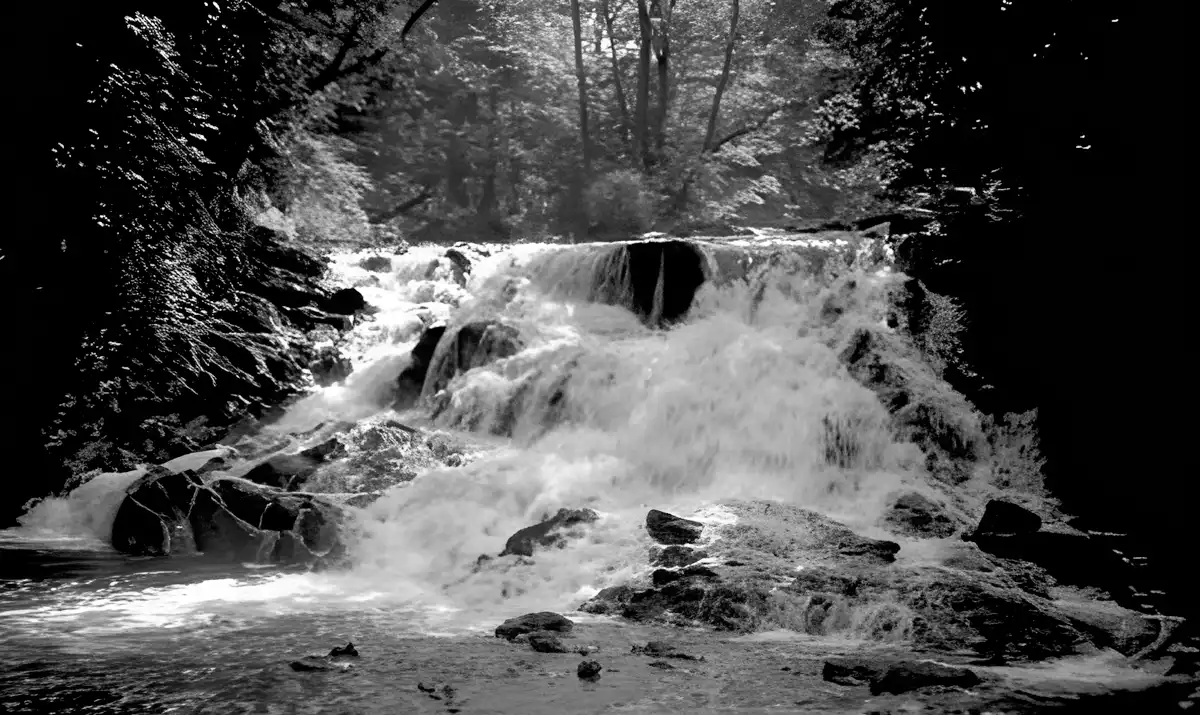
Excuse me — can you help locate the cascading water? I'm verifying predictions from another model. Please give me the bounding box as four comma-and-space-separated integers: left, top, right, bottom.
2, 236, 1188, 715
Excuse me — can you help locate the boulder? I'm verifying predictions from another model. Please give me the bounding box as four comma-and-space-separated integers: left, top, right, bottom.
577, 660, 602, 679
645, 509, 704, 545
883, 491, 957, 538
499, 508, 599, 557
527, 632, 569, 653
325, 287, 367, 315
394, 323, 447, 409
110, 468, 345, 564
650, 544, 708, 568
422, 320, 524, 399
241, 438, 343, 491
309, 346, 353, 387
495, 612, 574, 640
359, 255, 392, 272
630, 641, 703, 661
822, 656, 981, 695
971, 499, 1042, 537
444, 248, 471, 286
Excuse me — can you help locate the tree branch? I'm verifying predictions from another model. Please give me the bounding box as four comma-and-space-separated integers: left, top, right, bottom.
370, 187, 436, 223
708, 101, 803, 154
402, 0, 440, 41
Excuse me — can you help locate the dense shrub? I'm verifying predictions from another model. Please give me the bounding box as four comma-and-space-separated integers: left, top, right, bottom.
584, 170, 655, 237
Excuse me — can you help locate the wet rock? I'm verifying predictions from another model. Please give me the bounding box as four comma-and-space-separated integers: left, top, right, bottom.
110, 467, 344, 564
325, 287, 367, 315
499, 508, 600, 557
445, 248, 471, 286
646, 509, 704, 545
650, 544, 708, 568
241, 438, 342, 491
358, 255, 392, 272
495, 612, 574, 640
577, 660, 602, 679
971, 530, 1127, 592
647, 661, 675, 670
289, 656, 352, 672
883, 491, 957, 538
631, 642, 704, 661
394, 322, 447, 409
527, 632, 569, 653
578, 585, 635, 615
822, 657, 980, 695
309, 346, 353, 387
328, 642, 358, 657
422, 320, 525, 400
971, 500, 1042, 537
651, 569, 683, 586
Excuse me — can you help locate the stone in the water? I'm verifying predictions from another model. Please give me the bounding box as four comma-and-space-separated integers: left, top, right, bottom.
971, 499, 1042, 537
325, 287, 366, 315
110, 467, 212, 557
647, 661, 675, 670
241, 438, 341, 491
631, 641, 703, 661
495, 612, 574, 640
328, 642, 358, 658
883, 491, 957, 538
823, 657, 980, 695
646, 509, 704, 545
289, 656, 352, 672
527, 632, 568, 653
309, 346, 352, 387
650, 544, 708, 567
577, 660, 602, 679
499, 507, 599, 557
358, 255, 392, 272
422, 320, 524, 400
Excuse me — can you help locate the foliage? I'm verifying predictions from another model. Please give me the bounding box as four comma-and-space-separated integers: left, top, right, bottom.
584, 169, 656, 235
981, 410, 1049, 498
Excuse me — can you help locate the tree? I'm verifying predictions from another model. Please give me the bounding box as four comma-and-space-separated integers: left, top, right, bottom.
570, 0, 593, 176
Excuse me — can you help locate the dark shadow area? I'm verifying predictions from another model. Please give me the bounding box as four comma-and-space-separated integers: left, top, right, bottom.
621, 240, 708, 326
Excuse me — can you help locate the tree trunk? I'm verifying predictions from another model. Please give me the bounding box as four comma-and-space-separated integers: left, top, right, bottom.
652, 0, 674, 156
634, 0, 653, 170
601, 0, 632, 149
570, 0, 592, 177
703, 0, 739, 153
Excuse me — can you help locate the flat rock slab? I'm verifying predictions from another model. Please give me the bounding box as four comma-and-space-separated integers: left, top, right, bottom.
823, 656, 981, 695
495, 612, 574, 640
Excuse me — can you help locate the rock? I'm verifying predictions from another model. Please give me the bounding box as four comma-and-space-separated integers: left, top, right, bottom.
631, 642, 703, 661
577, 660, 602, 679
284, 305, 353, 332
883, 491, 957, 538
499, 507, 600, 557
325, 287, 367, 315
309, 346, 353, 387
328, 642, 359, 657
494, 612, 574, 640
445, 248, 471, 286
646, 509, 704, 545
872, 661, 981, 695
971, 499, 1043, 537
241, 439, 342, 491
422, 320, 524, 399
290, 656, 352, 672
578, 585, 635, 615
971, 530, 1128, 593
394, 323, 447, 409
527, 632, 569, 653
822, 657, 980, 695
647, 661, 675, 670
110, 467, 344, 564
650, 544, 708, 568
359, 255, 392, 272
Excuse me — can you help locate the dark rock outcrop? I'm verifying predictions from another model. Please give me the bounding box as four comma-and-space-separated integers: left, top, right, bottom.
110, 466, 345, 565
359, 255, 392, 272
241, 438, 344, 491
646, 509, 704, 545
577, 660, 602, 679
630, 641, 703, 661
883, 491, 957, 538
499, 508, 599, 557
324, 287, 366, 315
971, 499, 1043, 537
444, 248, 471, 286
823, 656, 981, 695
394, 322, 447, 409
494, 612, 574, 640
423, 320, 524, 400
650, 544, 708, 568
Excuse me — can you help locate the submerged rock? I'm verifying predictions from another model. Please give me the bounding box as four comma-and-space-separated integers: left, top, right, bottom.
499, 508, 599, 557
324, 287, 367, 315
423, 320, 525, 400
577, 660, 602, 679
309, 346, 353, 387
495, 612, 574, 640
394, 322, 447, 409
241, 438, 344, 491
646, 509, 704, 545
631, 641, 704, 661
527, 632, 569, 653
